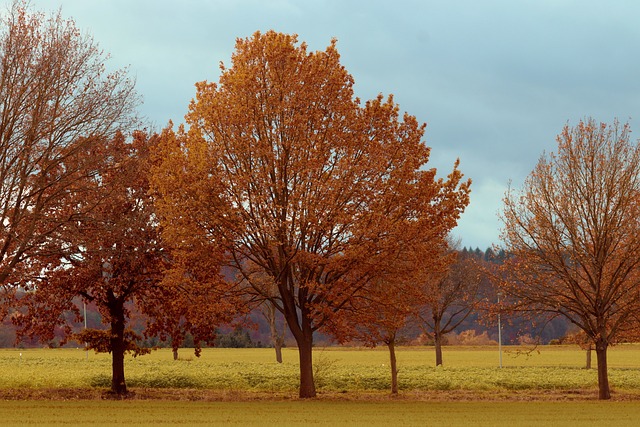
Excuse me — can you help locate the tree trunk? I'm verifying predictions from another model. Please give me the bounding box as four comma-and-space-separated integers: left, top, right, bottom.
387, 339, 398, 394
585, 345, 592, 369
173, 347, 179, 361
110, 302, 127, 395
281, 295, 316, 398
265, 301, 284, 363
433, 316, 444, 366
274, 341, 283, 364
434, 331, 443, 366
279, 269, 316, 398
595, 340, 610, 400
297, 335, 316, 398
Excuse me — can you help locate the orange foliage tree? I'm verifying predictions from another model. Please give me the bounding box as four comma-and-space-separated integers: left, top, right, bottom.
151, 31, 470, 398
0, 1, 138, 312
15, 132, 236, 396
14, 132, 160, 396
500, 118, 640, 400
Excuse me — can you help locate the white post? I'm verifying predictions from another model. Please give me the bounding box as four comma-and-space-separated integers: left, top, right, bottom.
498, 312, 503, 368
84, 302, 88, 360
498, 293, 502, 368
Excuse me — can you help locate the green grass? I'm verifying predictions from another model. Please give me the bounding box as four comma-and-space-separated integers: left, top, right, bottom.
1, 344, 640, 395
1, 400, 640, 426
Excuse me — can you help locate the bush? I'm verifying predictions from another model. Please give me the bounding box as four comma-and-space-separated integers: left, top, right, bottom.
214, 328, 255, 348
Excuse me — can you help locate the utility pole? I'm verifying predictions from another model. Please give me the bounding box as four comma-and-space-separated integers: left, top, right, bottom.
84, 302, 88, 360
498, 293, 502, 368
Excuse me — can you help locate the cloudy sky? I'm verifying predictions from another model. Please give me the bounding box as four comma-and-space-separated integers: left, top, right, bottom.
19, 0, 640, 249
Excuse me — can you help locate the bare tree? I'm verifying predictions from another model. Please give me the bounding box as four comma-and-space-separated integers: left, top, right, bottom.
0, 1, 139, 296
501, 118, 640, 400
260, 300, 285, 363
417, 239, 481, 366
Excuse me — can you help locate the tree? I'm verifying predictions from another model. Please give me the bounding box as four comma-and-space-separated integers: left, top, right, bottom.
260, 299, 285, 363
0, 1, 138, 309
152, 31, 470, 398
14, 132, 235, 396
342, 268, 433, 394
563, 330, 594, 369
500, 118, 640, 399
236, 260, 286, 362
335, 236, 452, 394
417, 240, 482, 366
14, 132, 160, 395
141, 258, 242, 362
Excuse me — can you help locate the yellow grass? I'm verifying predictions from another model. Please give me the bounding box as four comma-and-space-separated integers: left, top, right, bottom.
1, 344, 640, 396
2, 400, 640, 426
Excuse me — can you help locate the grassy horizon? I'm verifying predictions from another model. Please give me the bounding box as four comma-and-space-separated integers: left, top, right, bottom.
1, 344, 640, 397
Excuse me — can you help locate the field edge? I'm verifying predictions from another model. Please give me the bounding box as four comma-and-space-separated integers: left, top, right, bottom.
2, 387, 640, 402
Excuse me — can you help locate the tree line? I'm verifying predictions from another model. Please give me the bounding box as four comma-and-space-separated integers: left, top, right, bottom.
2, 1, 639, 401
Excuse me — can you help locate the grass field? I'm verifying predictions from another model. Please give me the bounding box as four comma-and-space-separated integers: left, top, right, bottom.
2, 400, 640, 426
1, 345, 640, 426
2, 344, 640, 394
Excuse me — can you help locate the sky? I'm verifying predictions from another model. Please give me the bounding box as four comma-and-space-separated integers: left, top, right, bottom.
17, 0, 640, 250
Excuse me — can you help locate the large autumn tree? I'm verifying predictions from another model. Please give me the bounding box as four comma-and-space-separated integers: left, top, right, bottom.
0, 1, 138, 309
500, 118, 640, 400
152, 31, 470, 398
